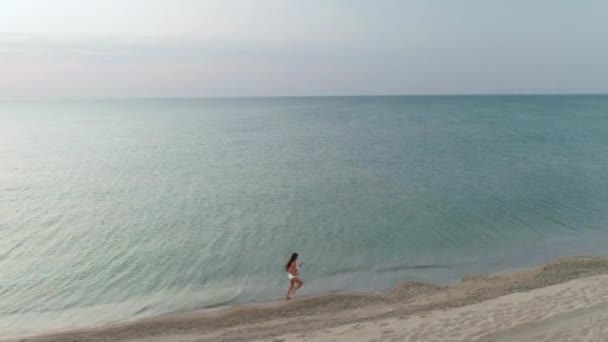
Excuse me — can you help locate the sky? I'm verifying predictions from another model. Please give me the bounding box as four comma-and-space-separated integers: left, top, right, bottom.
1, 0, 607, 98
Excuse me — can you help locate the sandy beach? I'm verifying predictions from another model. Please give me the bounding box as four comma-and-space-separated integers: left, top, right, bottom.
4, 256, 608, 342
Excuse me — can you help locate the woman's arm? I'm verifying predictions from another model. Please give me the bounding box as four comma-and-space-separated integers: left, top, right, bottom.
288, 262, 298, 275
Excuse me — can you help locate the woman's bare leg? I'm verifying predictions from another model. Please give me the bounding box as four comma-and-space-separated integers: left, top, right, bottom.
293, 279, 303, 294
286, 279, 295, 300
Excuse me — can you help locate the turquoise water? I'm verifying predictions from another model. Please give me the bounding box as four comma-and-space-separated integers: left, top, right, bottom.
1, 95, 608, 336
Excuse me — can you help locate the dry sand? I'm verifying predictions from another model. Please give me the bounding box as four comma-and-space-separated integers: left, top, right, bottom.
6, 256, 608, 342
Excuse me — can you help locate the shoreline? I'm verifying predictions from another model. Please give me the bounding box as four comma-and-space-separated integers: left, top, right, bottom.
6, 256, 608, 342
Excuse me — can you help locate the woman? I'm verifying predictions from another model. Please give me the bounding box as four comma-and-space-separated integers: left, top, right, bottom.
285, 252, 303, 300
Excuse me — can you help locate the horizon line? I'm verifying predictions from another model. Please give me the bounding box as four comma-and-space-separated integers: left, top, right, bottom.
2, 92, 608, 101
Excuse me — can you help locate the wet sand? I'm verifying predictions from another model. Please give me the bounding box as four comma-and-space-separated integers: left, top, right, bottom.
6, 256, 608, 342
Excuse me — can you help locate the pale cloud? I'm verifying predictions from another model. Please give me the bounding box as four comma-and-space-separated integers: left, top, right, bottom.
0, 33, 298, 63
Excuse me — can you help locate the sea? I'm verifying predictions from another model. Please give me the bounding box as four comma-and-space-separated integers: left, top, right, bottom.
1, 95, 608, 337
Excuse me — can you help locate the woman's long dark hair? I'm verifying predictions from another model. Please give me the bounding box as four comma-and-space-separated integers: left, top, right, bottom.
285, 253, 298, 271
